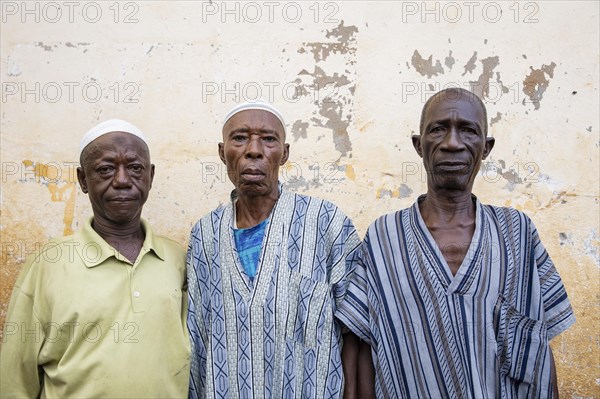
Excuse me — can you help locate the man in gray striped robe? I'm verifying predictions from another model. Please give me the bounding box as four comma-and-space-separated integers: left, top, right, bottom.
187, 100, 362, 398
338, 88, 575, 398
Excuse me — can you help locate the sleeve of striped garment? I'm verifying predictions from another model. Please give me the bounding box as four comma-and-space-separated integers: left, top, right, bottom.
0, 256, 45, 398
330, 213, 362, 315
335, 229, 373, 346
530, 219, 576, 339
186, 223, 208, 399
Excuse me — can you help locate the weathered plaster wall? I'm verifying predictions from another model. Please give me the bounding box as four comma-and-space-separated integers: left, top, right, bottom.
1, 1, 598, 396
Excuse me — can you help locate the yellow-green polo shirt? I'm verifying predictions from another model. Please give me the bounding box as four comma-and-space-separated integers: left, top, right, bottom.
0, 217, 190, 398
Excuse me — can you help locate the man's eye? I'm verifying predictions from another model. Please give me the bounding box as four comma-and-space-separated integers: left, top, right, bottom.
263, 136, 276, 142
130, 164, 143, 172
97, 166, 113, 174
430, 126, 445, 133
233, 135, 247, 142
461, 126, 477, 134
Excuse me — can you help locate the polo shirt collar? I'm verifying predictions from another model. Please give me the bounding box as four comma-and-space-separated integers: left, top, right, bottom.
78, 217, 165, 268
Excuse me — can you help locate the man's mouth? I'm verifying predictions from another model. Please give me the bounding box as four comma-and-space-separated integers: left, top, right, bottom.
241, 168, 265, 181
436, 162, 468, 171
108, 197, 136, 202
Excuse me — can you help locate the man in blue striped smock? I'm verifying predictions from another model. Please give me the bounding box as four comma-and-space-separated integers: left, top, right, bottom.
187, 100, 362, 398
338, 88, 575, 398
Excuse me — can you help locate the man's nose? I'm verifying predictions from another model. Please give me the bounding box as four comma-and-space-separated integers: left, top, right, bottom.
245, 137, 264, 159
112, 166, 132, 187
441, 127, 465, 151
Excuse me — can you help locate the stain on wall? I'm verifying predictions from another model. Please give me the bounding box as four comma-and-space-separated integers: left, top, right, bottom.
445, 50, 455, 70
21, 160, 77, 235
412, 50, 445, 78
463, 51, 478, 76
295, 21, 358, 157
523, 63, 557, 110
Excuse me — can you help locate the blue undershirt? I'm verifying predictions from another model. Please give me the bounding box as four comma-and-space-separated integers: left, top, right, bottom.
233, 218, 268, 280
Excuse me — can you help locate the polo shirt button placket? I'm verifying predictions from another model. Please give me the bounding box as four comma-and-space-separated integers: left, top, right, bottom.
131, 259, 142, 312
131, 289, 142, 312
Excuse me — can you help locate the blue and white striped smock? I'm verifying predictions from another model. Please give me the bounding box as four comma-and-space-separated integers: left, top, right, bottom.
187, 188, 362, 399
338, 196, 575, 399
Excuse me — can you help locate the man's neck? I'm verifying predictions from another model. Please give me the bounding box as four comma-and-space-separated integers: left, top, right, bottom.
235, 193, 278, 229
419, 188, 476, 227
91, 216, 145, 263
418, 188, 477, 276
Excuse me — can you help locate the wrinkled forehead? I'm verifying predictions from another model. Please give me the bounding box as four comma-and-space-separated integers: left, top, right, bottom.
425, 94, 485, 124
222, 109, 285, 137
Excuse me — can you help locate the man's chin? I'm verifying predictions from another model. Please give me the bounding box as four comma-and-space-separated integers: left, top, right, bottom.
430, 175, 472, 191
236, 181, 276, 197
105, 210, 142, 225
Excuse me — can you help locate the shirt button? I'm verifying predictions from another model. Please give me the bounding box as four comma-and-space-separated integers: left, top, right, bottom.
133, 291, 140, 297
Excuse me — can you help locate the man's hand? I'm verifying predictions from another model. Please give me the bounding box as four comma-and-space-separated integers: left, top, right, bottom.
550, 346, 559, 399
342, 332, 359, 399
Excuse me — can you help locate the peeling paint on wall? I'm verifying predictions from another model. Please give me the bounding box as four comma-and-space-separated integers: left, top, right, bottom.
299, 21, 358, 62
462, 51, 478, 76
445, 50, 455, 70
468, 56, 509, 101
523, 62, 557, 110
411, 50, 444, 78
490, 112, 502, 126
376, 184, 413, 199
558, 232, 573, 246
402, 48, 559, 114
583, 229, 599, 265
21, 160, 77, 235
291, 120, 309, 141
345, 164, 356, 181
36, 42, 54, 52
295, 21, 358, 157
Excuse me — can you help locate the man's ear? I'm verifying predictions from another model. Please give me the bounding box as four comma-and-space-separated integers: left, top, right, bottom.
482, 136, 495, 160
412, 135, 423, 158
280, 143, 290, 165
77, 166, 88, 194
149, 164, 155, 189
218, 143, 226, 164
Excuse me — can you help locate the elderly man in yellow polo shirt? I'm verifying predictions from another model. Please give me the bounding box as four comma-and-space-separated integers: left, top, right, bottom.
0, 120, 190, 398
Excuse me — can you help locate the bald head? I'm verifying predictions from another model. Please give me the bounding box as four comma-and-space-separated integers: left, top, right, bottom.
420, 88, 488, 137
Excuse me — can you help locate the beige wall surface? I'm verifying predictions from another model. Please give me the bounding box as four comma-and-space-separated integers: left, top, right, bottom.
1, 0, 598, 396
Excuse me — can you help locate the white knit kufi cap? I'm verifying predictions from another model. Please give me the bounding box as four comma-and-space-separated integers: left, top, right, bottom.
80, 119, 147, 155
223, 99, 286, 133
